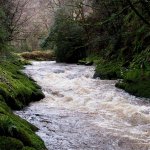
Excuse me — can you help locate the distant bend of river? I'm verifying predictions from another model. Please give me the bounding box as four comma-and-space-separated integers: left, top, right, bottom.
15, 61, 150, 150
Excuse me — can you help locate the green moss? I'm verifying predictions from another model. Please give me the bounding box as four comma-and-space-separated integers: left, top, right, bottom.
22, 147, 36, 150
0, 60, 45, 109
0, 136, 24, 150
94, 60, 122, 79
13, 129, 45, 149
0, 101, 11, 114
116, 79, 150, 99
0, 101, 46, 150
116, 66, 150, 99
0, 59, 46, 150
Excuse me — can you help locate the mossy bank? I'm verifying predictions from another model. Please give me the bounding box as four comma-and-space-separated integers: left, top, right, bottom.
85, 54, 150, 100
95, 62, 150, 99
0, 58, 46, 150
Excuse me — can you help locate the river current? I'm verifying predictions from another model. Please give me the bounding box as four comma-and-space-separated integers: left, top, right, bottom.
15, 61, 150, 150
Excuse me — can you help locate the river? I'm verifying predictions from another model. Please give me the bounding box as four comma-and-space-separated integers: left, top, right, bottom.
15, 61, 150, 150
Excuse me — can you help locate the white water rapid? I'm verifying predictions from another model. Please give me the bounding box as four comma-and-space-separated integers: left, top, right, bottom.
15, 61, 150, 150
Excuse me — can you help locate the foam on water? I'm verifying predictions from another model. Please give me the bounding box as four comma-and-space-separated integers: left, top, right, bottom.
16, 61, 150, 150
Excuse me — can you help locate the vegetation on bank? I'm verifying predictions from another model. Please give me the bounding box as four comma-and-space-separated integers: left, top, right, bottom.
86, 54, 150, 99
41, 10, 86, 63
0, 1, 149, 149
0, 59, 45, 109
42, 0, 150, 99
20, 50, 55, 61
0, 2, 46, 150
0, 58, 46, 150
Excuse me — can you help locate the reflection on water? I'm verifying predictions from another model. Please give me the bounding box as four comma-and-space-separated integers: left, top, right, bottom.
15, 61, 150, 150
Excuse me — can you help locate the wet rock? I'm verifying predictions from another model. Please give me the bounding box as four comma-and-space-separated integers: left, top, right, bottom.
93, 72, 101, 79
85, 61, 93, 66
51, 91, 64, 97
31, 90, 45, 101
77, 61, 93, 66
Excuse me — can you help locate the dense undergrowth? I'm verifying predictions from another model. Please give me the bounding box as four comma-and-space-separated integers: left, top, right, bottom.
0, 57, 46, 150
41, 1, 150, 99
87, 51, 150, 99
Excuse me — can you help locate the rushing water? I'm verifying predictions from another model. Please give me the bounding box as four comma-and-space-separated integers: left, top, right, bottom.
15, 61, 150, 150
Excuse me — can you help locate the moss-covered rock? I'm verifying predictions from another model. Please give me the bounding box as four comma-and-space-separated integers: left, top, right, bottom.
91, 53, 150, 99
116, 77, 150, 99
0, 136, 24, 150
0, 102, 46, 150
0, 59, 46, 150
0, 60, 45, 109
77, 60, 93, 66
22, 147, 36, 150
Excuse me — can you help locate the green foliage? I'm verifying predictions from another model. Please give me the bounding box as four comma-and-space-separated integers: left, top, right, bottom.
116, 79, 150, 99
85, 54, 102, 64
0, 136, 24, 150
95, 59, 123, 79
0, 59, 45, 109
42, 9, 86, 63
0, 58, 46, 150
0, 101, 46, 150
41, 0, 150, 98
116, 51, 150, 98
22, 147, 36, 150
86, 0, 150, 98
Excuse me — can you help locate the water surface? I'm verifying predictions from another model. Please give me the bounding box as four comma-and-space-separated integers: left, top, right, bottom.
15, 61, 150, 150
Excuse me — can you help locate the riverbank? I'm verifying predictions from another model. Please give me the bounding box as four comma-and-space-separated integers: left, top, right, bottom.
0, 58, 46, 150
20, 50, 55, 61
83, 55, 150, 100
15, 61, 150, 150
